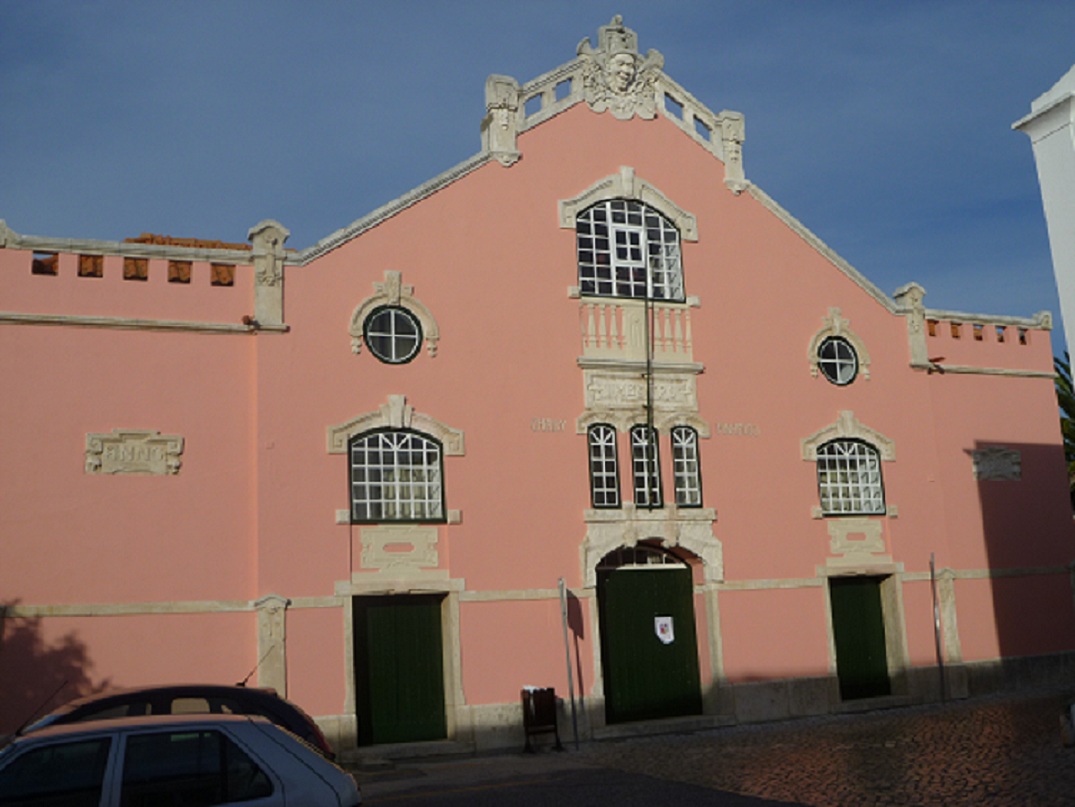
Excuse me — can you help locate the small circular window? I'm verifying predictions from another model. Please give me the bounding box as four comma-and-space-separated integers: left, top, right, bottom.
363, 306, 422, 364
818, 336, 858, 385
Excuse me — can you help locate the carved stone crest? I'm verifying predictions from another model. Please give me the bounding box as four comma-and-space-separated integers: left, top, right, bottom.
577, 16, 664, 120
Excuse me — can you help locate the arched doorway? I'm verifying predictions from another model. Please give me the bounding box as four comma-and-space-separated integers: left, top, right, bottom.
597, 544, 703, 724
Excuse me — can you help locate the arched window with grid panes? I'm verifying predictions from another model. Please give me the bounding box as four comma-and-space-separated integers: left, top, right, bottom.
630, 424, 662, 508
576, 199, 684, 301
587, 424, 621, 508
815, 439, 884, 515
671, 426, 702, 507
349, 429, 445, 523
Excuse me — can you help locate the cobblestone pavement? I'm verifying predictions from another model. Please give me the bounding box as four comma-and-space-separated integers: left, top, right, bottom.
575, 686, 1075, 806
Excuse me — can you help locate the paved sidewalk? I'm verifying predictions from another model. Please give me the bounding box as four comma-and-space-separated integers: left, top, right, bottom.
354, 686, 1075, 805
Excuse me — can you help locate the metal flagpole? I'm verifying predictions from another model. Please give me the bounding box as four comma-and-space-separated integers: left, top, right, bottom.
558, 577, 580, 749
930, 553, 947, 701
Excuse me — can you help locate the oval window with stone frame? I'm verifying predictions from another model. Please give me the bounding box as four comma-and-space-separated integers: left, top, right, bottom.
817, 336, 858, 386
363, 306, 423, 364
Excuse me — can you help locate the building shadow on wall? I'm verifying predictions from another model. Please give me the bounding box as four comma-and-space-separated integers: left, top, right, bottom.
0, 602, 110, 733
970, 441, 1075, 684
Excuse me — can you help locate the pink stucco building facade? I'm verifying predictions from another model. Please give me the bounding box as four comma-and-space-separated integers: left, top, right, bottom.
3, 19, 1074, 755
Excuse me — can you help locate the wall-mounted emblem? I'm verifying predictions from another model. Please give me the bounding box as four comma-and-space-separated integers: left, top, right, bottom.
655, 615, 675, 645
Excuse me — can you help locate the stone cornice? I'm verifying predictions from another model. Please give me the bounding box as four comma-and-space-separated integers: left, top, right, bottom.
0, 312, 286, 334
0, 223, 255, 265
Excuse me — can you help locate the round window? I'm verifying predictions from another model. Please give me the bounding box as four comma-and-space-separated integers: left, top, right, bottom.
818, 336, 858, 385
363, 306, 422, 364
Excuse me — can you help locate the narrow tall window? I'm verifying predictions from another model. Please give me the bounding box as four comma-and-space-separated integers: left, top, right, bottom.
630, 425, 662, 508
671, 426, 702, 507
577, 199, 683, 300
588, 424, 620, 508
350, 430, 444, 522
816, 439, 884, 515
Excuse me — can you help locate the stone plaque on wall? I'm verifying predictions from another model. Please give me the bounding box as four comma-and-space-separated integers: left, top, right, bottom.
85, 430, 184, 475
584, 371, 698, 411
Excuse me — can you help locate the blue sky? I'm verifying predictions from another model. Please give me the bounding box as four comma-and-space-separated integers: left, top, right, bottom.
2, 1, 1074, 349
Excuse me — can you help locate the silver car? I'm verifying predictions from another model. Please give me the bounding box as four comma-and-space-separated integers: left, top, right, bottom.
0, 713, 361, 806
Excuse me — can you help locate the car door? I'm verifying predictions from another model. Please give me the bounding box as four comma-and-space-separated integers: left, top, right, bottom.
0, 735, 115, 805
114, 726, 285, 807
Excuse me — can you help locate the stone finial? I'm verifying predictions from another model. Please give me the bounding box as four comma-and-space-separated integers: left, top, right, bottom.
482, 75, 521, 167
720, 112, 747, 193
894, 282, 929, 368
0, 220, 14, 248
577, 16, 664, 120
247, 220, 290, 327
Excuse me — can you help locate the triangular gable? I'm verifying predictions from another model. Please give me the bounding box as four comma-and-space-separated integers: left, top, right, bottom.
292, 18, 902, 321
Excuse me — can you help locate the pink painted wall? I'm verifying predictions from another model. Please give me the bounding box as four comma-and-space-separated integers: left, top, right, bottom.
0, 323, 257, 604
2, 92, 1073, 733
459, 600, 577, 704
719, 588, 832, 682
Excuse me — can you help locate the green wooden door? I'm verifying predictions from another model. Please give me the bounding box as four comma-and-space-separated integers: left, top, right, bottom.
598, 566, 702, 724
353, 595, 447, 745
829, 576, 891, 700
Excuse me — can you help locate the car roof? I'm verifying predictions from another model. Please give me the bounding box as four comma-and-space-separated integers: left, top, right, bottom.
52, 683, 279, 710
12, 712, 272, 744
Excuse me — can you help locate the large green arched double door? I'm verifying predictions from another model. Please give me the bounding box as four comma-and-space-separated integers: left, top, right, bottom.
597, 555, 702, 724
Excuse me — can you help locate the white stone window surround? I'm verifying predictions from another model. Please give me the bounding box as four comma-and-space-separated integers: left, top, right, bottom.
561, 167, 699, 292
809, 308, 871, 382
815, 439, 885, 516
350, 271, 439, 359
349, 429, 444, 523
587, 423, 621, 508
363, 305, 423, 364
630, 424, 662, 508
802, 411, 895, 518
817, 337, 858, 386
327, 395, 464, 524
575, 199, 684, 301
671, 425, 703, 507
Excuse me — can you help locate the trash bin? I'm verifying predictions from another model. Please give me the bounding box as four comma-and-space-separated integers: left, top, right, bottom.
521, 686, 563, 752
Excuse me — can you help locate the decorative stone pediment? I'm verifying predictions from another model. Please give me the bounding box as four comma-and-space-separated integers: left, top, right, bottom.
970, 446, 1022, 481
577, 16, 664, 121
85, 430, 184, 475
801, 411, 895, 461
327, 395, 464, 455
349, 270, 440, 357
559, 166, 698, 240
